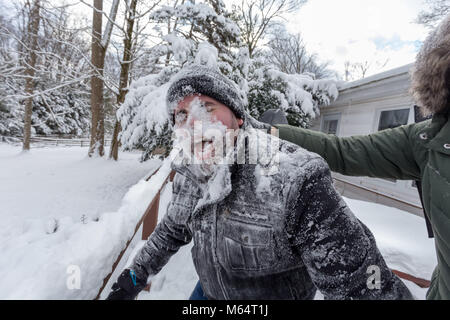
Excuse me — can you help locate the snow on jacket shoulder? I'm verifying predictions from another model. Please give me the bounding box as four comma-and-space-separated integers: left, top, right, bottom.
130, 132, 412, 300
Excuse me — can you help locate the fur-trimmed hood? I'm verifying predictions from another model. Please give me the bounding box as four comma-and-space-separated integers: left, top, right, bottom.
411, 14, 450, 115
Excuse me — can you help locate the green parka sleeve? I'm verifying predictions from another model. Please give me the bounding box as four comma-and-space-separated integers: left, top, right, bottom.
274, 123, 423, 181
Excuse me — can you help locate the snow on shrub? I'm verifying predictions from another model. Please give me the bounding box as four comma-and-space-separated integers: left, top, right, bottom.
247, 62, 339, 127
118, 45, 338, 161
117, 1, 338, 160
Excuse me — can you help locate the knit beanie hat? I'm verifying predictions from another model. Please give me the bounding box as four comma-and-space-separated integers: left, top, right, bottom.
166, 65, 246, 125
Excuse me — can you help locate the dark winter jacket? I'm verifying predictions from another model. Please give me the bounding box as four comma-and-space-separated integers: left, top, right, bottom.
129, 128, 412, 300
274, 14, 450, 300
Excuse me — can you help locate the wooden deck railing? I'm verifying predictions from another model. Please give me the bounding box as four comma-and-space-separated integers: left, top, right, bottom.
10, 135, 112, 147
95, 167, 175, 300
392, 269, 431, 288
30, 136, 112, 147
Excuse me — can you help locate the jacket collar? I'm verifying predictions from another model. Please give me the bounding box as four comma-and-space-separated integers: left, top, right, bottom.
417, 111, 450, 155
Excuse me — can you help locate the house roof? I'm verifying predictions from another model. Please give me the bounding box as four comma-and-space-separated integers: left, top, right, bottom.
324, 63, 415, 108
339, 63, 414, 91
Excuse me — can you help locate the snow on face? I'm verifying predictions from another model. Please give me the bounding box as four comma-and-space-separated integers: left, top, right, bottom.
174, 94, 242, 130
173, 95, 242, 167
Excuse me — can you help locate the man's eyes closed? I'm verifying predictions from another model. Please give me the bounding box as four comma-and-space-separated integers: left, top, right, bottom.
204, 104, 215, 112
175, 110, 188, 124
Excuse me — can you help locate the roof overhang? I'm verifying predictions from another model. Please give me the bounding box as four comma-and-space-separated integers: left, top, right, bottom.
325, 64, 414, 108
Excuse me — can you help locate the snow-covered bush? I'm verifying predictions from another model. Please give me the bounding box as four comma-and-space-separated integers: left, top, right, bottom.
118, 67, 176, 161
117, 0, 338, 161
247, 60, 339, 127
32, 87, 91, 136
118, 44, 338, 161
0, 91, 23, 136
0, 5, 92, 138
0, 83, 90, 137
118, 0, 242, 161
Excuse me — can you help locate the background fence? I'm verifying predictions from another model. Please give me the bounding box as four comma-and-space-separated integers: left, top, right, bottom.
1, 135, 112, 147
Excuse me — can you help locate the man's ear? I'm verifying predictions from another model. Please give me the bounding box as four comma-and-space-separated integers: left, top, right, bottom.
237, 118, 244, 127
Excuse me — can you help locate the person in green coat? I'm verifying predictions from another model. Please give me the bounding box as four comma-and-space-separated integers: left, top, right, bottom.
274, 14, 450, 300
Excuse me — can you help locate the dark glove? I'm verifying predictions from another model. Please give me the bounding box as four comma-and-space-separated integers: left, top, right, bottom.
106, 268, 146, 300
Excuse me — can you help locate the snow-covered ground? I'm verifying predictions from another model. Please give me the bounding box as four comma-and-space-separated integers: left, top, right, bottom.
0, 143, 437, 300
0, 143, 162, 299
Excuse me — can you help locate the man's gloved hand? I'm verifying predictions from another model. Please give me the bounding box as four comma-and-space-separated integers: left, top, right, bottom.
106, 268, 146, 300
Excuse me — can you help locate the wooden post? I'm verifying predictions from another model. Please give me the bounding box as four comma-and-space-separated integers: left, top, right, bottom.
95, 167, 175, 299
140, 187, 161, 293
142, 191, 160, 240
140, 171, 175, 292
141, 171, 176, 240
169, 170, 176, 182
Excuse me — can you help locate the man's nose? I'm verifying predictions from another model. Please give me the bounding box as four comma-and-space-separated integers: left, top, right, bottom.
186, 114, 203, 128
186, 115, 195, 128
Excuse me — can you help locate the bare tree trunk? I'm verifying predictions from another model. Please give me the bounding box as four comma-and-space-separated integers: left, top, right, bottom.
109, 120, 121, 159
22, 0, 41, 151
89, 0, 120, 157
109, 0, 138, 160
89, 0, 105, 157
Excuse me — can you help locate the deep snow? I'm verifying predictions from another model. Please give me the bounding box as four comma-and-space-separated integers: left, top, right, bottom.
0, 143, 161, 299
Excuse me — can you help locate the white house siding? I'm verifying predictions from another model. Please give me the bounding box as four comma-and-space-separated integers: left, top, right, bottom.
309, 64, 423, 216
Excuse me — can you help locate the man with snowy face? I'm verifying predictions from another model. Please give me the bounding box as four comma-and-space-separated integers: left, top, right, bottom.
173, 94, 243, 165
106, 65, 412, 300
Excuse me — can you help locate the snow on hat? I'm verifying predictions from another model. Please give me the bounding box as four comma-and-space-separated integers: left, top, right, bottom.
166, 65, 246, 125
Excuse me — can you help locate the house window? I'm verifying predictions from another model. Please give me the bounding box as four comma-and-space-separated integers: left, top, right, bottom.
323, 119, 338, 134
321, 114, 341, 135
378, 108, 410, 131
377, 108, 410, 183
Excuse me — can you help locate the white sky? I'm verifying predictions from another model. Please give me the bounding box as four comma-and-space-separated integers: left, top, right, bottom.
0, 0, 437, 79
284, 0, 432, 78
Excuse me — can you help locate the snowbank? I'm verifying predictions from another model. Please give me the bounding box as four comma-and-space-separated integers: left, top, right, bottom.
0, 144, 163, 299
